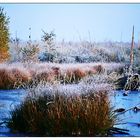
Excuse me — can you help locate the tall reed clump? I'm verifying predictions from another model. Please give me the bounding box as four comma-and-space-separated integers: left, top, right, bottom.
0, 65, 31, 89
8, 85, 115, 136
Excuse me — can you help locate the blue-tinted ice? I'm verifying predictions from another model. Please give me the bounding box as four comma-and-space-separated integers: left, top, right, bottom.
0, 89, 25, 137
0, 89, 140, 137
111, 90, 140, 137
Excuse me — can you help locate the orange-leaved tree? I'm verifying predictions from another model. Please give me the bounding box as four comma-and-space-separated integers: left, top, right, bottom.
0, 7, 10, 62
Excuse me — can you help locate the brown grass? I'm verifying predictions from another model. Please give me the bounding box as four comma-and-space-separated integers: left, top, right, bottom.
0, 67, 31, 89
8, 88, 114, 136
34, 70, 55, 83
0, 62, 121, 89
32, 67, 60, 83
93, 65, 105, 74
58, 68, 86, 84
0, 68, 14, 89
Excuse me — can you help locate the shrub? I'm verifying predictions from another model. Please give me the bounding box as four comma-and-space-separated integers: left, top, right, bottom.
8, 85, 114, 136
38, 52, 54, 62
0, 7, 10, 62
21, 42, 39, 62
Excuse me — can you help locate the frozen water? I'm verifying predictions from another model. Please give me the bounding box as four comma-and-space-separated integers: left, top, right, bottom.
0, 88, 140, 136
0, 89, 25, 137
111, 90, 140, 136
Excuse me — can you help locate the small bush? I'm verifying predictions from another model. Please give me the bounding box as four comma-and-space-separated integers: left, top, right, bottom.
21, 43, 39, 62
8, 85, 114, 136
39, 52, 54, 62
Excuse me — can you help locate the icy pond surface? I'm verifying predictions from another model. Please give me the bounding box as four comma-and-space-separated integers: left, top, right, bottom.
0, 89, 25, 137
111, 90, 140, 137
0, 89, 140, 137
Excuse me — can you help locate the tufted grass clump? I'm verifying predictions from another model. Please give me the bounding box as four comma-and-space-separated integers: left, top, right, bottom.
8, 84, 115, 136
0, 65, 31, 89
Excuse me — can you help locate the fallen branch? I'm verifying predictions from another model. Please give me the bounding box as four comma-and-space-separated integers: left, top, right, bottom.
115, 102, 140, 116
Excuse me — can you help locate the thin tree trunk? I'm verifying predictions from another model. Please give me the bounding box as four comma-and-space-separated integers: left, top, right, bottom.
129, 26, 134, 74
130, 26, 134, 66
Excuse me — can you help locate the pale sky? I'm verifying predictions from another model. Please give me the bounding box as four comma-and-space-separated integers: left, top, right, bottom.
1, 3, 140, 42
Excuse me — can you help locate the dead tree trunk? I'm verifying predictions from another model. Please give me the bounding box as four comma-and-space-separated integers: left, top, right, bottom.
130, 26, 134, 66
129, 26, 134, 74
